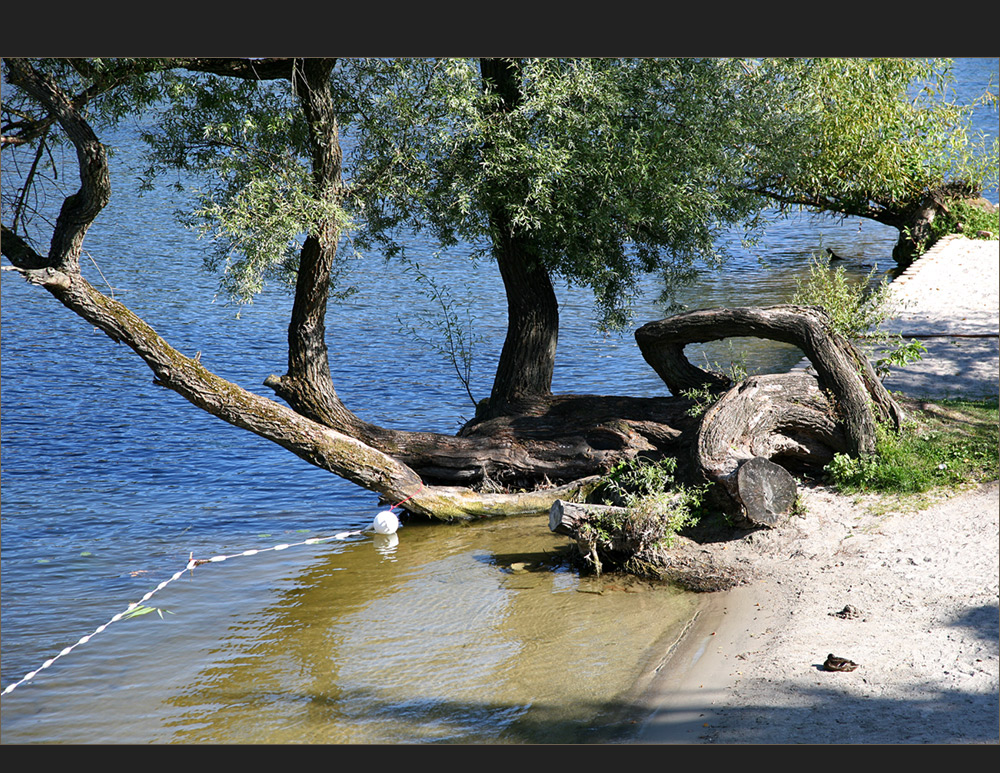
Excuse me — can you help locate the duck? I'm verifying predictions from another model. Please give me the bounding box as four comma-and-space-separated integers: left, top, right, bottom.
823, 653, 859, 672
826, 247, 845, 262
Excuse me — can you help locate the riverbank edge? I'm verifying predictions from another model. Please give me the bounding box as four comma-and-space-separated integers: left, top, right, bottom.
626, 235, 1000, 745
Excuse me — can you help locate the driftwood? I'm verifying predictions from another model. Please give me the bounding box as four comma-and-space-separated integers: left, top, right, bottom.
634, 305, 904, 523
635, 305, 904, 457
547, 304, 909, 582
549, 499, 754, 590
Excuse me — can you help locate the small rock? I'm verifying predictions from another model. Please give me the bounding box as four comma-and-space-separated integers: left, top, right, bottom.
830, 604, 861, 619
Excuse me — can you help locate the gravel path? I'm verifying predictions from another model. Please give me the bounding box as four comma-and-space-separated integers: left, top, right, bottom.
881, 235, 999, 399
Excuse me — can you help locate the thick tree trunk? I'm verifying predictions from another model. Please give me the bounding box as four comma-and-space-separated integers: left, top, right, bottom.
875, 182, 993, 267
635, 304, 904, 521
8, 264, 610, 520
483, 230, 559, 417
256, 58, 372, 437
477, 57, 560, 418
635, 304, 903, 456
696, 373, 834, 520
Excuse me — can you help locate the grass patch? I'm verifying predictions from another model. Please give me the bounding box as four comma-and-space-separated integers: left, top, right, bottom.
825, 397, 999, 495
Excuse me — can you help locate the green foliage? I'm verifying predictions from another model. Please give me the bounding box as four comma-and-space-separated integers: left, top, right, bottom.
6, 56, 995, 333
680, 384, 720, 418
582, 457, 707, 575
746, 58, 999, 221
597, 456, 685, 507
792, 257, 926, 377
138, 71, 353, 304
825, 398, 999, 494
928, 197, 1000, 242
346, 58, 774, 330
679, 342, 752, 416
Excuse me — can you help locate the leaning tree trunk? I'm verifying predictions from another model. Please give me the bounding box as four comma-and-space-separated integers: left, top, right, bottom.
879, 182, 995, 267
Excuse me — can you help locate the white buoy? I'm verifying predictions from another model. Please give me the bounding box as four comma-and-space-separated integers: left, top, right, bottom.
372, 510, 400, 535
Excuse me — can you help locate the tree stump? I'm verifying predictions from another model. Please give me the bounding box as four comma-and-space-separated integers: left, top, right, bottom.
736, 456, 798, 527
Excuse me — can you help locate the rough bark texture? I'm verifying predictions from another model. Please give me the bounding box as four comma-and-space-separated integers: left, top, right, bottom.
635, 304, 904, 519
263, 59, 351, 429
477, 57, 560, 418
635, 304, 904, 457
875, 182, 993, 267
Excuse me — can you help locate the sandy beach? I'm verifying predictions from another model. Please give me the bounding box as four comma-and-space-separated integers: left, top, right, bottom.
634, 236, 1000, 744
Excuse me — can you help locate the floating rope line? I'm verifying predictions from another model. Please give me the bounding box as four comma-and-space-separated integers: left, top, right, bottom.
389, 482, 424, 512
2, 482, 424, 697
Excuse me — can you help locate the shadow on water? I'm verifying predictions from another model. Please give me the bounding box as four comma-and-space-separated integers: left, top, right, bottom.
0, 514, 697, 744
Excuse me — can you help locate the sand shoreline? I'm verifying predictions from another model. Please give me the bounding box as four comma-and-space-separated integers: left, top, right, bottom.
631, 237, 999, 745
632, 481, 999, 744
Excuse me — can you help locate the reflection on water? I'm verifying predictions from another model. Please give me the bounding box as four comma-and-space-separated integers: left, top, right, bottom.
1, 516, 696, 744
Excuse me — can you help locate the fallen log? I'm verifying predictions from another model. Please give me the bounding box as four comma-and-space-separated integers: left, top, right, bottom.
549, 499, 754, 590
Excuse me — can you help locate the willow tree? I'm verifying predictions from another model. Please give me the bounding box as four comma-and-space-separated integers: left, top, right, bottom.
741, 57, 998, 265
1, 57, 972, 522
330, 58, 777, 416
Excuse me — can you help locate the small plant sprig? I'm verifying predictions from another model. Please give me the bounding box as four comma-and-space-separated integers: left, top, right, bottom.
680, 384, 719, 417
792, 256, 925, 378
396, 255, 484, 408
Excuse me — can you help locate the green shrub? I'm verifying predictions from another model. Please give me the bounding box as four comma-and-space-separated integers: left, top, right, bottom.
928, 198, 1000, 242
825, 398, 999, 494
582, 457, 707, 575
792, 257, 925, 378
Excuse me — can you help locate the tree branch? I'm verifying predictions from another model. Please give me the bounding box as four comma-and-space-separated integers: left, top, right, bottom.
169, 57, 305, 82
3, 59, 111, 272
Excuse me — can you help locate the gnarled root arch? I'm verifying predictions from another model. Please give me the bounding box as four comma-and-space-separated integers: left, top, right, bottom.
635, 305, 905, 524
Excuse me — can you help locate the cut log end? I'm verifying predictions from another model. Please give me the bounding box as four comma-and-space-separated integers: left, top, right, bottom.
736, 456, 798, 527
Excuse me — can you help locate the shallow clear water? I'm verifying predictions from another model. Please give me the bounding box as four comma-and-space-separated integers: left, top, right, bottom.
2, 58, 996, 744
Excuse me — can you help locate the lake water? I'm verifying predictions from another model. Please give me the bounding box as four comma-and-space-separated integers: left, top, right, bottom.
2, 58, 996, 743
